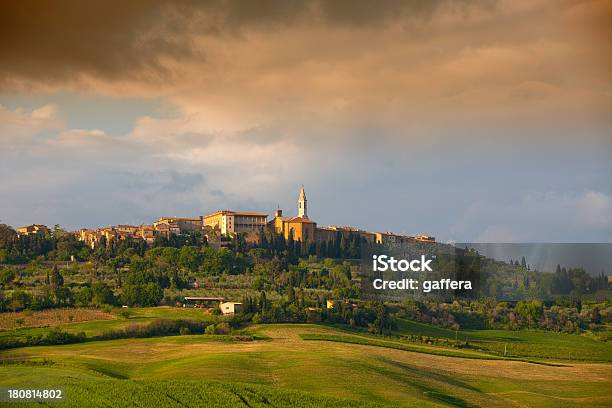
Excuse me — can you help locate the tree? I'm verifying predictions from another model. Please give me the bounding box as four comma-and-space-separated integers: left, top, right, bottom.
75, 287, 93, 307
241, 295, 258, 314
120, 285, 139, 307
369, 302, 394, 335
48, 264, 66, 304
9, 290, 32, 311
54, 287, 73, 306
258, 291, 270, 313
287, 285, 295, 303
0, 267, 16, 287
0, 225, 19, 263
121, 283, 163, 307
50, 265, 64, 292
591, 306, 602, 325
0, 224, 17, 249
142, 282, 163, 306
91, 282, 117, 306
515, 300, 543, 325
179, 246, 200, 272
32, 289, 54, 310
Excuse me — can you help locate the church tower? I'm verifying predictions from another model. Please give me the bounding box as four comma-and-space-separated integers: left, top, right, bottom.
297, 185, 308, 218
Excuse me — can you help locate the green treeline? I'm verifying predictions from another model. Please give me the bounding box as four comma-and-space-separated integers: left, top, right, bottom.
0, 223, 609, 336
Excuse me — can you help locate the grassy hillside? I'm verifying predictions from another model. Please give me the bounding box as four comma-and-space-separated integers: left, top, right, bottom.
395, 318, 612, 361
0, 369, 385, 408
1, 323, 611, 407
0, 306, 215, 343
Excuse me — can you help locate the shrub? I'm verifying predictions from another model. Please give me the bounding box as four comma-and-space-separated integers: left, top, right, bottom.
215, 322, 230, 335
100, 319, 207, 340
0, 328, 86, 350
119, 309, 132, 319
43, 327, 87, 345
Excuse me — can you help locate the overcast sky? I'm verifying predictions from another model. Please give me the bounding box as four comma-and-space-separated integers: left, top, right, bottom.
0, 0, 610, 242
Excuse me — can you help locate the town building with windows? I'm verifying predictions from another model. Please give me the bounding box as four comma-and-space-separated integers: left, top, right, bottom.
153, 217, 203, 233
415, 235, 436, 243
78, 229, 100, 248
375, 232, 417, 245
137, 224, 156, 243
17, 224, 49, 236
317, 225, 377, 244
203, 210, 268, 236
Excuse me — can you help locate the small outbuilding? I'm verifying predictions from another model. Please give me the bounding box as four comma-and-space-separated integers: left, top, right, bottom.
183, 297, 224, 308
219, 302, 242, 315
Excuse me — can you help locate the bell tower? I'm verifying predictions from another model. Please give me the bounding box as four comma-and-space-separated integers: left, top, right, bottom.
297, 185, 307, 218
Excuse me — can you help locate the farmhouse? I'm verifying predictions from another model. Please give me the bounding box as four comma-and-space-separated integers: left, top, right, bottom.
219, 302, 242, 315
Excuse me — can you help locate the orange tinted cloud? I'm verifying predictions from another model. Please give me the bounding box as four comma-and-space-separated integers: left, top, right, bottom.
0, 0, 610, 144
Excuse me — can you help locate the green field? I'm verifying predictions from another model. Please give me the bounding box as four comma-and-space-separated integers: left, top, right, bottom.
0, 307, 216, 343
395, 318, 612, 361
300, 333, 567, 365
1, 317, 611, 407
0, 369, 384, 408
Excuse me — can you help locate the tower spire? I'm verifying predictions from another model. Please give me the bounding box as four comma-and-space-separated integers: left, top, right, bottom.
297, 185, 307, 218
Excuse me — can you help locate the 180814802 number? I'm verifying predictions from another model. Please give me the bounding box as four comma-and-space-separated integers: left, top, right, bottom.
3, 389, 64, 401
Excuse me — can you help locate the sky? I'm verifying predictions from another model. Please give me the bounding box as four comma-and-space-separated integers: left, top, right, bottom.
0, 0, 611, 242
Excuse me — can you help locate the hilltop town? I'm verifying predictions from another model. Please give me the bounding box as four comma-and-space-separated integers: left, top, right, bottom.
16, 186, 435, 250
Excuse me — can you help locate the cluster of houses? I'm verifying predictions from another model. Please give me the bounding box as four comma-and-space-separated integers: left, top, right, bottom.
77, 217, 202, 248
18, 186, 435, 249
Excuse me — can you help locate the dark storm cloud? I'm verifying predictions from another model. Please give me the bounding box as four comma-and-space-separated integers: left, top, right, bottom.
0, 1, 196, 83
217, 0, 458, 28
0, 0, 475, 85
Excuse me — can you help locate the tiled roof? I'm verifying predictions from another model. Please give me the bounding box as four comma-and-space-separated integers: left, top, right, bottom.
286, 217, 315, 223
205, 210, 267, 217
